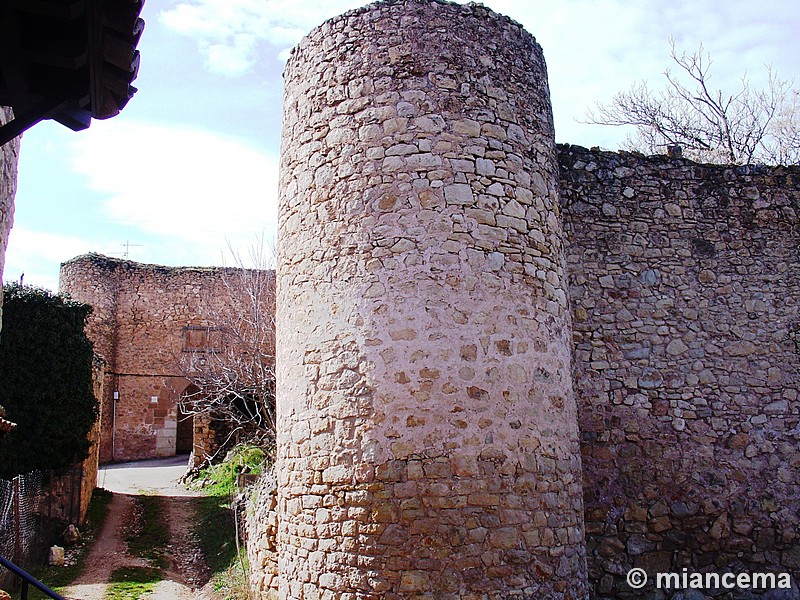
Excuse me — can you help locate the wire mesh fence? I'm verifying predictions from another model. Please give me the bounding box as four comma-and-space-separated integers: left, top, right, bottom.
0, 470, 43, 585
0, 467, 85, 587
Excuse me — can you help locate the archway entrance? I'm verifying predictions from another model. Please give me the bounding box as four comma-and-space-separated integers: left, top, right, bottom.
176, 385, 197, 455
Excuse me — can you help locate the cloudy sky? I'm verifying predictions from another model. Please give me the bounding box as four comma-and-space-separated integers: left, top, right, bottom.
4, 0, 799, 291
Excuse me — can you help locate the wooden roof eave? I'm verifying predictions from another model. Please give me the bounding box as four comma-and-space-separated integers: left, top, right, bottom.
0, 0, 144, 147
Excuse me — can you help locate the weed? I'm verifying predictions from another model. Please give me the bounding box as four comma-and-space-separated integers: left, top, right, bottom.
126, 495, 168, 570
189, 443, 269, 600
191, 444, 268, 497
103, 566, 161, 600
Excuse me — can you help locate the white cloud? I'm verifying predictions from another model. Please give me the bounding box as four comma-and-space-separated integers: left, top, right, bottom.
159, 0, 365, 75
67, 119, 279, 261
3, 227, 109, 291
206, 34, 258, 77
490, 0, 656, 145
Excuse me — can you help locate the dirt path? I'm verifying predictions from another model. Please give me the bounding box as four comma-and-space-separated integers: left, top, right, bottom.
61, 493, 150, 600
156, 495, 212, 598
62, 456, 218, 600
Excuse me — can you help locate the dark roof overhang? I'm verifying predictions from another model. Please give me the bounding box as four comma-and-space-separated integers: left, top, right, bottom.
0, 0, 144, 146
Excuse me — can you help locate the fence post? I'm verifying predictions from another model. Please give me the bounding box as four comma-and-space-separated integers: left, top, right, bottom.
12, 476, 21, 566
47, 471, 52, 520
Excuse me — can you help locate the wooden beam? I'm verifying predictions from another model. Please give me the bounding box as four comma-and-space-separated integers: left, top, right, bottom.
0, 0, 143, 139
22, 47, 89, 71
53, 105, 92, 131
0, 97, 70, 145
8, 0, 87, 20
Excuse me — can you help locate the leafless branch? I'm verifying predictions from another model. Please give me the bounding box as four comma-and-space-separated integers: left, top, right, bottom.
178, 234, 277, 457
584, 39, 800, 165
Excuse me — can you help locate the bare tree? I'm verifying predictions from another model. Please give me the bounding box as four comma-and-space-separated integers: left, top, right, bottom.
179, 235, 276, 458
586, 40, 800, 165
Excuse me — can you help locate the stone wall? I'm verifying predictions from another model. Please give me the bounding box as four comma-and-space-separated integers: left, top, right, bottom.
246, 474, 278, 597
250, 140, 800, 598
559, 144, 800, 596
59, 254, 275, 464
81, 355, 106, 520
42, 356, 104, 526
0, 107, 20, 331
276, 0, 587, 597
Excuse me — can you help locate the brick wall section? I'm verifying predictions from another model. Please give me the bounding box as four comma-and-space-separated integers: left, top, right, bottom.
0, 107, 20, 331
191, 412, 217, 468
277, 0, 588, 597
60, 254, 274, 464
559, 144, 800, 596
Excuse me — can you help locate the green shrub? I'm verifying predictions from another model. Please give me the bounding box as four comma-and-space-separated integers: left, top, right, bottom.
193, 443, 268, 497
0, 284, 98, 478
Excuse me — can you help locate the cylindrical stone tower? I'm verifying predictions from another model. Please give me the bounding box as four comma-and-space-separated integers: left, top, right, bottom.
276, 1, 588, 598
60, 254, 120, 367
60, 254, 121, 463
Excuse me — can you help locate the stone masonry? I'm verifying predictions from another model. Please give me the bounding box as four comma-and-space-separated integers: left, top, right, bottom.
0, 107, 20, 332
60, 254, 275, 465
560, 145, 800, 597
276, 1, 587, 598
46, 356, 105, 526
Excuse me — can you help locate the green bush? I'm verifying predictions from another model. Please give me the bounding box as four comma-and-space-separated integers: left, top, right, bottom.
0, 284, 98, 478
192, 443, 268, 497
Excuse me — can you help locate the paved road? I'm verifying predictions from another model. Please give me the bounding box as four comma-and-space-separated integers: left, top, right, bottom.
96, 454, 201, 496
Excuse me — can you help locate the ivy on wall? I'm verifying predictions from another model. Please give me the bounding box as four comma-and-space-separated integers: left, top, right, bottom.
0, 284, 98, 478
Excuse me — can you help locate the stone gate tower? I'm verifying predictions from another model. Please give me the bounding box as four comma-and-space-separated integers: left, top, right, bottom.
276, 0, 588, 597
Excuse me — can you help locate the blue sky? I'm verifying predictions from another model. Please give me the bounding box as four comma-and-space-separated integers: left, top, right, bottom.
5, 0, 799, 291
